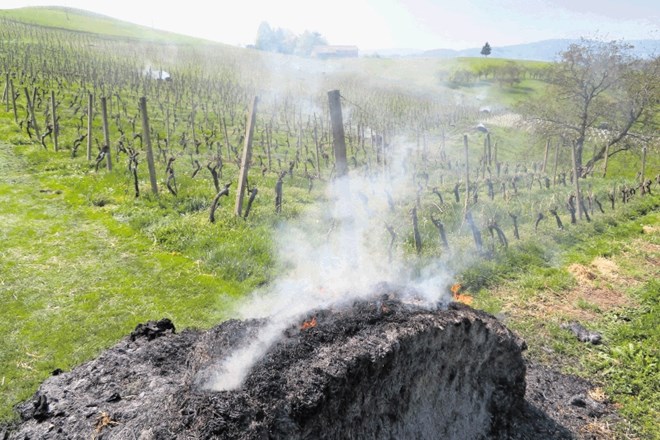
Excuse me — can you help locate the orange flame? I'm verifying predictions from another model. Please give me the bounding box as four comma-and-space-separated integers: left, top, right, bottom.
451, 283, 473, 305
301, 316, 317, 330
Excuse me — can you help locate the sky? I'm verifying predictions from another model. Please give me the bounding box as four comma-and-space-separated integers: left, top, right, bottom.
2, 0, 658, 50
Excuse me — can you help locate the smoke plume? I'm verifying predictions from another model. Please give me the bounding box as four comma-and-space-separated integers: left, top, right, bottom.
204, 144, 454, 391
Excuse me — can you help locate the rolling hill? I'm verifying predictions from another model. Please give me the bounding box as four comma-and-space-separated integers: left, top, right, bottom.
367, 38, 660, 61
0, 6, 208, 44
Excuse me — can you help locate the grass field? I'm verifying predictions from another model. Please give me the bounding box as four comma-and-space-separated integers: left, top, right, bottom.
0, 141, 248, 420
0, 6, 205, 44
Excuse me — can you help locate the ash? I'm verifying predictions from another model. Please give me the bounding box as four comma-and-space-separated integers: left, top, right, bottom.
2, 295, 617, 439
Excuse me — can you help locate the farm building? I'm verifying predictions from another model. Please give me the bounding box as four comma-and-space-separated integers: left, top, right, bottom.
311, 45, 359, 59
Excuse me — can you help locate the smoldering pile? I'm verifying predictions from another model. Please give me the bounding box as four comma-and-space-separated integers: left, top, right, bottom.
4, 289, 528, 440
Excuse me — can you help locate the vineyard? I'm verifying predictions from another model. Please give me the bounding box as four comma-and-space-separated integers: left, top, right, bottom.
0, 7, 659, 438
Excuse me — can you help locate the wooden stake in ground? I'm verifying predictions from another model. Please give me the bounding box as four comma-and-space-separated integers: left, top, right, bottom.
100, 96, 112, 171
139, 97, 159, 195
552, 139, 560, 185
411, 207, 422, 255
640, 146, 647, 190
570, 141, 582, 220
328, 90, 347, 177
235, 96, 258, 217
86, 93, 94, 161
601, 142, 610, 178
313, 121, 321, 178
50, 90, 58, 152
463, 134, 470, 215
486, 133, 492, 167
542, 139, 550, 173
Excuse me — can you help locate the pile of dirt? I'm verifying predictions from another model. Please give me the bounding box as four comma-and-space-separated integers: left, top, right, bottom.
1, 290, 620, 439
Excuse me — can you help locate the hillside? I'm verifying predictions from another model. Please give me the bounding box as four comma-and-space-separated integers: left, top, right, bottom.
0, 6, 207, 44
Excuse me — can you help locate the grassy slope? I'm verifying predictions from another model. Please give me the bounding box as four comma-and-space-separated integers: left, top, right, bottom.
337, 56, 548, 103
0, 141, 244, 421
470, 200, 660, 438
0, 6, 206, 44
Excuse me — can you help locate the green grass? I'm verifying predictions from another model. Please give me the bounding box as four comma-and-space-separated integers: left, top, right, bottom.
590, 280, 659, 436
469, 199, 660, 439
0, 6, 206, 44
0, 142, 247, 422
434, 57, 550, 105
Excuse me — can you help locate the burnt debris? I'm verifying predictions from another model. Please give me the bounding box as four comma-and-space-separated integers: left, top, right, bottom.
3, 294, 615, 439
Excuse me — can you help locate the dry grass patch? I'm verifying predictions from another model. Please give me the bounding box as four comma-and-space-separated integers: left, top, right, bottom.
505, 259, 637, 322
578, 420, 617, 440
641, 224, 659, 234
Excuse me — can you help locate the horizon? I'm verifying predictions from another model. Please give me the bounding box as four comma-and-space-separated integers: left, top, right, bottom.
1, 0, 659, 51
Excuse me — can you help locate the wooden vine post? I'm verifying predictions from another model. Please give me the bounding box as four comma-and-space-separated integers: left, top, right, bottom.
328, 90, 347, 178
463, 134, 470, 215
139, 96, 159, 195
166, 106, 171, 153
313, 121, 321, 178
86, 93, 94, 160
100, 96, 112, 171
50, 90, 58, 152
552, 139, 560, 185
542, 138, 550, 173
640, 146, 647, 188
234, 96, 258, 217
570, 141, 582, 220
602, 142, 610, 178
486, 132, 492, 167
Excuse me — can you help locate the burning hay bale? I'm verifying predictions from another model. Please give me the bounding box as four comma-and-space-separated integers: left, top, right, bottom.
5, 295, 528, 439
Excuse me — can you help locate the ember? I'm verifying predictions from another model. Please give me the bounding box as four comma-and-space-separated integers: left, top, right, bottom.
300, 316, 317, 330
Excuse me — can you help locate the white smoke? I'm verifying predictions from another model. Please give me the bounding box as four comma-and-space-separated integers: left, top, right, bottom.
204, 143, 454, 391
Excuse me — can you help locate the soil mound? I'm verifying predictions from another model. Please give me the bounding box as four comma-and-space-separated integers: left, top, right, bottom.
5, 295, 539, 439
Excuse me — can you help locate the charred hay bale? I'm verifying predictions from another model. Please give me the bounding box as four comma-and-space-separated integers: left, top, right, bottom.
5, 300, 526, 440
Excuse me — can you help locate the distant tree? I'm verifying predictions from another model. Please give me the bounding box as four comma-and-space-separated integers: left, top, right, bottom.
295, 31, 327, 57
523, 39, 658, 176
255, 22, 327, 56
481, 42, 492, 57
274, 27, 297, 54
494, 61, 522, 86
255, 22, 277, 52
